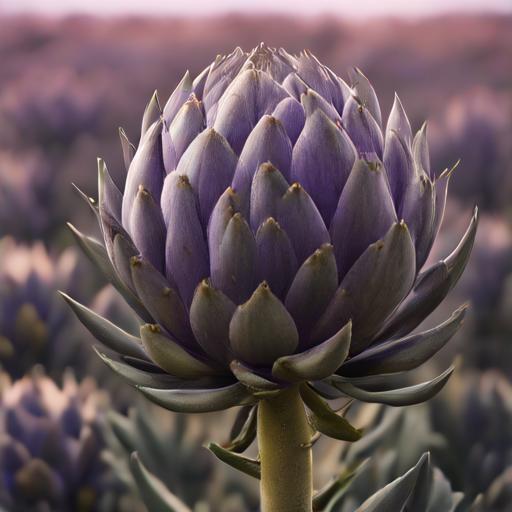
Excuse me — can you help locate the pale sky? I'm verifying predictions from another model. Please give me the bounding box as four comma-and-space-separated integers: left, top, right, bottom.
1, 0, 511, 17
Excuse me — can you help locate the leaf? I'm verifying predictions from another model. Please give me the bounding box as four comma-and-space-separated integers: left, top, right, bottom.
67, 223, 151, 322
207, 442, 261, 479
107, 410, 138, 453
313, 461, 364, 511
60, 292, 147, 360
230, 360, 281, 391
377, 207, 478, 340
137, 382, 255, 413
354, 453, 429, 511
223, 405, 257, 453
94, 347, 179, 389
130, 452, 191, 512
331, 366, 454, 406
299, 384, 362, 442
341, 306, 466, 376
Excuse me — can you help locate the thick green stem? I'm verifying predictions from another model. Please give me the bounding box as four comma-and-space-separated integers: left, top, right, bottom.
258, 385, 313, 512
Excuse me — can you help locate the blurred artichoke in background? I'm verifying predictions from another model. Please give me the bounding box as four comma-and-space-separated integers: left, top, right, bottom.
470, 468, 512, 512
67, 43, 477, 414
0, 371, 128, 512
104, 407, 259, 511
0, 237, 96, 380
430, 370, 512, 507
0, 151, 61, 241
0, 69, 102, 151
430, 207, 512, 373
429, 88, 512, 212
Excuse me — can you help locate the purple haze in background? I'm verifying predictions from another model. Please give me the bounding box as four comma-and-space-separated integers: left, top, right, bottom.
1, 0, 511, 17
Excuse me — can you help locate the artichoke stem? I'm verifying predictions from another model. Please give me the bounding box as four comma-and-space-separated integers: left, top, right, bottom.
258, 385, 313, 512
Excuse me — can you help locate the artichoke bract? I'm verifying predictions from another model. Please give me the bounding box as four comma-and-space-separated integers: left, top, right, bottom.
65, 44, 477, 417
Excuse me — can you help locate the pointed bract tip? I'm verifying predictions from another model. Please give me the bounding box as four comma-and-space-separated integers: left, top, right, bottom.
232, 212, 244, 222
392, 91, 405, 108
57, 290, 70, 301
146, 324, 161, 334
197, 278, 214, 296
137, 184, 149, 196
265, 115, 281, 127
130, 255, 142, 267
259, 281, 270, 291
309, 243, 334, 261
176, 174, 191, 188
259, 161, 278, 173
361, 158, 382, 172
180, 70, 193, 89
262, 216, 280, 229
397, 219, 410, 233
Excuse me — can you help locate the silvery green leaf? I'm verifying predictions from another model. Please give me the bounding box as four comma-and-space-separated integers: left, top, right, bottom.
230, 360, 281, 391
354, 453, 429, 512
66, 223, 151, 321
60, 292, 146, 360
137, 382, 255, 413
341, 306, 467, 377
94, 347, 179, 388
130, 452, 191, 512
332, 366, 454, 406
223, 405, 257, 453
207, 443, 261, 480
300, 383, 362, 442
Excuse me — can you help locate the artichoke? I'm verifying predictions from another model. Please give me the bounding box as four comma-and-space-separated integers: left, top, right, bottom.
0, 237, 92, 380
430, 370, 512, 505
0, 151, 57, 241
0, 371, 126, 512
66, 44, 476, 415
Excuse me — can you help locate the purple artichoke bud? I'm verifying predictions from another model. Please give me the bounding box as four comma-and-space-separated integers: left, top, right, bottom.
66, 45, 477, 422
0, 371, 125, 511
